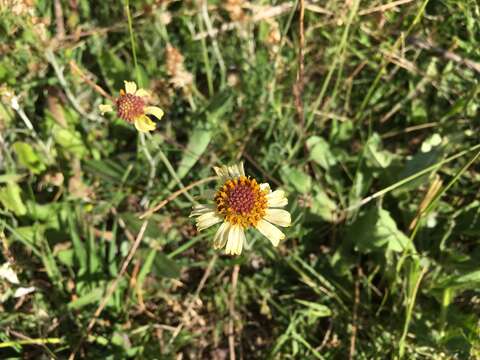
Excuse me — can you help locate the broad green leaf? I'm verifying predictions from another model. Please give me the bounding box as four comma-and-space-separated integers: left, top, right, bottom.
377, 209, 411, 252
365, 133, 393, 169
153, 253, 181, 279
280, 166, 312, 194
52, 124, 87, 158
310, 186, 337, 222
176, 126, 212, 180
57, 248, 75, 267
0, 183, 27, 215
306, 136, 336, 170
12, 141, 46, 174
0, 174, 23, 184
395, 141, 443, 192
347, 207, 411, 253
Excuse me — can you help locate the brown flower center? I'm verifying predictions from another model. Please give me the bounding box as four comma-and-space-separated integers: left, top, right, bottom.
214, 176, 268, 228
116, 93, 145, 122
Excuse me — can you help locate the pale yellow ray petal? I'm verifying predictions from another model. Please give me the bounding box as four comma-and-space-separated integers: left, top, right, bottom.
225, 225, 244, 255
266, 190, 288, 208
213, 166, 229, 178
124, 81, 137, 94
264, 209, 291, 227
260, 183, 271, 193
255, 219, 285, 247
196, 211, 223, 231
213, 221, 230, 250
134, 115, 156, 133
144, 106, 164, 120
135, 88, 150, 98
239, 161, 245, 176
189, 204, 215, 217
98, 104, 113, 114
227, 164, 242, 178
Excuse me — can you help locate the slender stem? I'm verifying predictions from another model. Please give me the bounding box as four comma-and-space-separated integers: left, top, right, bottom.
398, 266, 427, 358
125, 0, 141, 86
344, 143, 480, 214
140, 176, 218, 219
156, 147, 195, 203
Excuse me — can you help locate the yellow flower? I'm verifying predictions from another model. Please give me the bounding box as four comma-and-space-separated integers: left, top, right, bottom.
190, 162, 291, 256
99, 81, 164, 133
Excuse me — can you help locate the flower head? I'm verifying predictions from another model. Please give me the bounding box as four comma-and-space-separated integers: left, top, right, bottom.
190, 163, 291, 255
99, 81, 164, 133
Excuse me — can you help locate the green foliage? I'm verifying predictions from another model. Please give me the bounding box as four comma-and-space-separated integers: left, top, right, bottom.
1, 0, 480, 359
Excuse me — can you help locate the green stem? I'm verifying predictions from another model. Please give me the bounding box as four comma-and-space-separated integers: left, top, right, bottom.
125, 0, 141, 86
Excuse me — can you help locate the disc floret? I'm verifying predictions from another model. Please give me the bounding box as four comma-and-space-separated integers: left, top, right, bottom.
98, 81, 164, 133
215, 176, 268, 228
190, 163, 291, 256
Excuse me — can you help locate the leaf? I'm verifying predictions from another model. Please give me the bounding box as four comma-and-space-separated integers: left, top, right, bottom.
119, 213, 158, 239
437, 270, 480, 291
395, 146, 443, 192
153, 253, 181, 279
280, 166, 312, 194
0, 174, 24, 184
83, 159, 126, 184
310, 186, 337, 222
57, 248, 75, 267
12, 142, 46, 174
295, 299, 332, 317
67, 287, 104, 310
0, 183, 27, 216
347, 207, 411, 253
52, 124, 87, 158
176, 126, 212, 180
306, 136, 336, 170
365, 133, 393, 169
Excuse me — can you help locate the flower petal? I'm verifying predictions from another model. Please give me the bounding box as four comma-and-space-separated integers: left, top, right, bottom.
260, 183, 271, 193
124, 81, 137, 94
239, 161, 245, 176
213, 221, 230, 250
196, 211, 223, 231
134, 115, 156, 132
267, 190, 288, 208
213, 165, 229, 178
144, 106, 164, 120
255, 219, 285, 247
98, 104, 113, 114
264, 209, 291, 227
135, 88, 150, 98
227, 164, 242, 178
189, 204, 215, 217
14, 286, 35, 298
225, 225, 244, 255
0, 263, 19, 284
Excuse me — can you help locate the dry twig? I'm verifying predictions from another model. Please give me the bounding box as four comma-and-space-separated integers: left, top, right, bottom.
228, 264, 240, 360
140, 176, 218, 219
349, 267, 361, 360
294, 0, 305, 129
358, 0, 415, 15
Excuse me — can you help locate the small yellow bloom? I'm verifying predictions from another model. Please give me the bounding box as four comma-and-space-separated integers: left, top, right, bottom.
189, 162, 291, 256
98, 81, 164, 133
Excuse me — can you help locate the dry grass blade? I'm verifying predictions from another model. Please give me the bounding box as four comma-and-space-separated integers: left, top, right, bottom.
140, 176, 218, 219
228, 264, 240, 360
